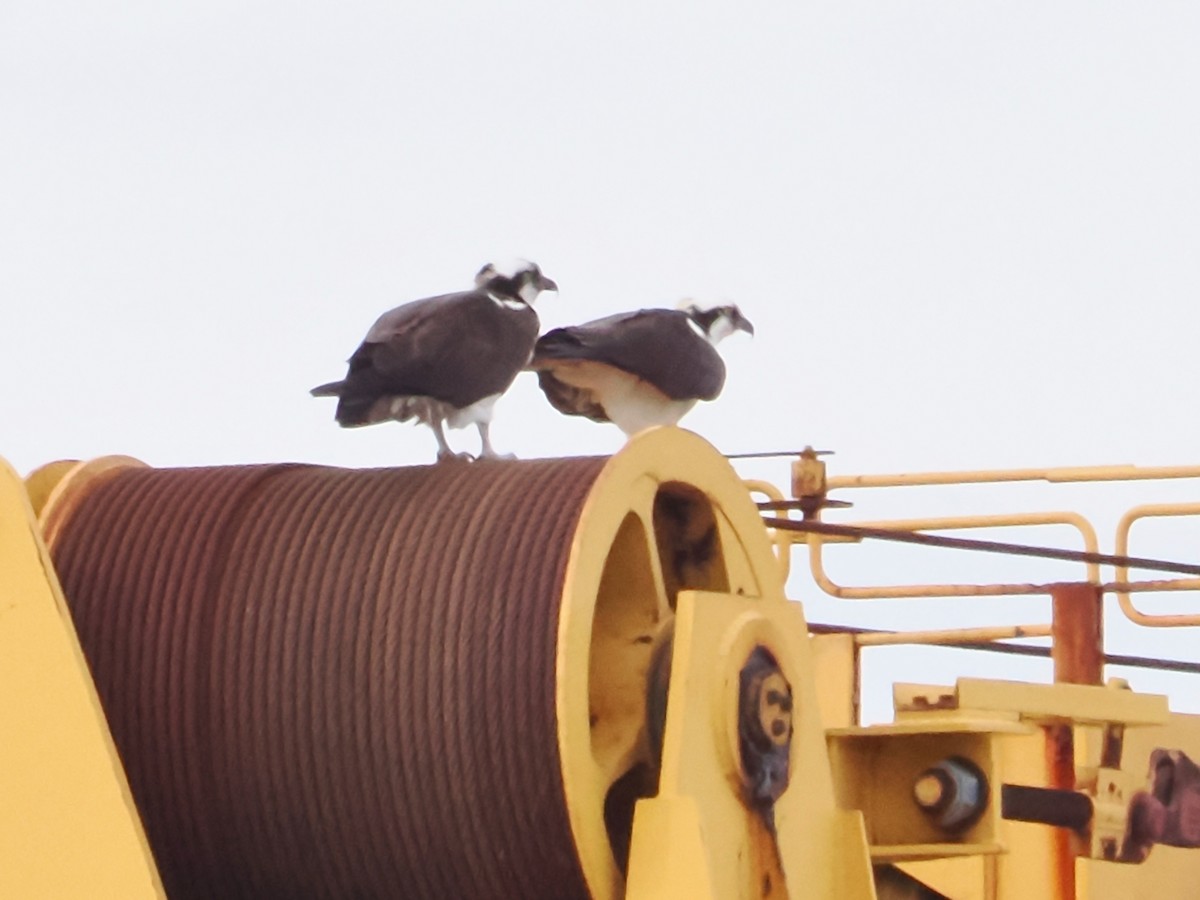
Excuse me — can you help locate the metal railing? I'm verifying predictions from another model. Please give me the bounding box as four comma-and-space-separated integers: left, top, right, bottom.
740, 458, 1200, 648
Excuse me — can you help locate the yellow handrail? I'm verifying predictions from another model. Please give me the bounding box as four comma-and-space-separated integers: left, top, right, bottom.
1112, 503, 1200, 627
805, 512, 1099, 600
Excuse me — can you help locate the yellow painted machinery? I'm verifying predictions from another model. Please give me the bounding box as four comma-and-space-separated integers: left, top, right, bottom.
2, 428, 1200, 899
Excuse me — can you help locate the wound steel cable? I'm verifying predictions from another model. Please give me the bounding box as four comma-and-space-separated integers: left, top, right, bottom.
48, 459, 606, 900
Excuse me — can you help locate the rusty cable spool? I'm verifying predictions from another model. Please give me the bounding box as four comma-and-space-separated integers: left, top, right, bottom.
47, 457, 598, 899
39, 430, 783, 900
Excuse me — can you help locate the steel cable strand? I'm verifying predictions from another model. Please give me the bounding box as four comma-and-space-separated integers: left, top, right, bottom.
208, 469, 267, 898
311, 466, 411, 897
492, 457, 595, 895
87, 469, 172, 839
441, 460, 556, 897
338, 467, 428, 896
353, 462, 469, 898
454, 457, 602, 898
234, 466, 342, 898
204, 465, 315, 899
63, 468, 159, 758
494, 458, 601, 894
172, 466, 297, 893
145, 468, 226, 889
352, 466, 444, 893
408, 461, 498, 898
60, 468, 193, 879
280, 465, 385, 898
370, 465, 466, 899
143, 469, 218, 880
47, 459, 601, 897
53, 469, 157, 800
217, 468, 297, 899
473, 459, 561, 889
396, 465, 499, 900
374, 465, 468, 900
97, 470, 185, 883
283, 468, 366, 897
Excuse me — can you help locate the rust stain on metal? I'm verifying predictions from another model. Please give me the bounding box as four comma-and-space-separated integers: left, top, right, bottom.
1044, 722, 1077, 900
1050, 582, 1104, 687
49, 458, 607, 900
1041, 583, 1102, 899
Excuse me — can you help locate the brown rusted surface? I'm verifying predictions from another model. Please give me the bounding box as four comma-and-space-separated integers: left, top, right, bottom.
1043, 582, 1103, 900
1043, 723, 1077, 900
1050, 582, 1104, 686
48, 458, 607, 900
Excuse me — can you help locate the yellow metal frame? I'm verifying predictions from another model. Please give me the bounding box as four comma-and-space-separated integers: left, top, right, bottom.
556, 429, 877, 899
825, 463, 1200, 491
806, 511, 1099, 599
626, 590, 875, 899
758, 459, 1200, 643
9, 437, 1200, 899
877, 678, 1200, 900
1114, 503, 1200, 626
743, 478, 793, 581
0, 456, 163, 898
36, 454, 148, 546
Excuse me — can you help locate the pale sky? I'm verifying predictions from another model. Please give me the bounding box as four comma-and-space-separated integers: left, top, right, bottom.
3, 2, 1198, 721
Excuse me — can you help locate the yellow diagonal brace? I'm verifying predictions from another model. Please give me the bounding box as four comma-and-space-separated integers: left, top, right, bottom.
0, 456, 162, 899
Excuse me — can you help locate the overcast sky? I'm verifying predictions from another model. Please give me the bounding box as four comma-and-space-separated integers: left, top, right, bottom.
3, 3, 1198, 720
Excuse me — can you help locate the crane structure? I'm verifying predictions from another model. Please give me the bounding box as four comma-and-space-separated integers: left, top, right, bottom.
3, 428, 1198, 898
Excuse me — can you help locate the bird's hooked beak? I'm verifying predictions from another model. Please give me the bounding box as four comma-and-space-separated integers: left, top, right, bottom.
732, 308, 755, 337
537, 273, 559, 294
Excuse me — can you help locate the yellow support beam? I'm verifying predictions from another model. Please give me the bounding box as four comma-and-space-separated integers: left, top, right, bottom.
0, 457, 162, 899
954, 678, 1170, 728
625, 590, 876, 899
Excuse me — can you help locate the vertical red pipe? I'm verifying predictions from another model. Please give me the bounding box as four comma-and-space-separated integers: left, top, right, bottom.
1051, 582, 1104, 687
1046, 582, 1104, 900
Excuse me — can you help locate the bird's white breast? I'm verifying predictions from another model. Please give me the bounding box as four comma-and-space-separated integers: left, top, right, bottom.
444, 392, 502, 429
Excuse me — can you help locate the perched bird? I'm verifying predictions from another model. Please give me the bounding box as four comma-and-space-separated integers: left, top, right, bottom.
311, 260, 557, 461
528, 302, 754, 435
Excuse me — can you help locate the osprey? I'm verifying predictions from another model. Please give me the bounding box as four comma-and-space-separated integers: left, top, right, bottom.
311, 260, 557, 461
529, 302, 754, 435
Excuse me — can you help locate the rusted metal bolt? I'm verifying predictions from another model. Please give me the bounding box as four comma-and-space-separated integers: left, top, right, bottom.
738, 648, 793, 811
912, 757, 989, 833
913, 772, 948, 810
757, 673, 793, 748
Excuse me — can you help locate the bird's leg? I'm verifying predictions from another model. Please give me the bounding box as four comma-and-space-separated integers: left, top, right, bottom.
431, 417, 471, 463
477, 422, 516, 461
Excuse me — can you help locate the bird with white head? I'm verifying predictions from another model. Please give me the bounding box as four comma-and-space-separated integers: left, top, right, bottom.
311, 259, 558, 462
528, 299, 754, 436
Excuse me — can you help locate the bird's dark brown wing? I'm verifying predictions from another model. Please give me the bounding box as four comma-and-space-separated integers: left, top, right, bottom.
336, 291, 538, 422
531, 308, 726, 401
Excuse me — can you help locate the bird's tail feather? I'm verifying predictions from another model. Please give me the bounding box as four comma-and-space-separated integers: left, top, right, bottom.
535, 371, 610, 423
334, 394, 383, 428
310, 380, 344, 397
